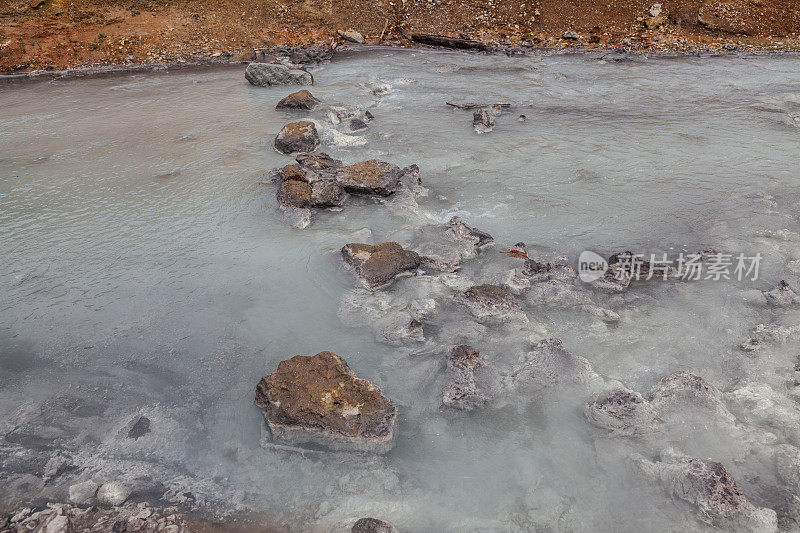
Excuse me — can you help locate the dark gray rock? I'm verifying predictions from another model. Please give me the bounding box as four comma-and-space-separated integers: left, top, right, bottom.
338, 29, 366, 44
127, 415, 151, 439
442, 345, 500, 411
352, 517, 397, 533
275, 121, 320, 154
341, 242, 421, 288
245, 63, 313, 87
764, 280, 800, 307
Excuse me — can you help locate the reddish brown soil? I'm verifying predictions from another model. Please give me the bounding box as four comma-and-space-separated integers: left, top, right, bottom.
1, 0, 799, 72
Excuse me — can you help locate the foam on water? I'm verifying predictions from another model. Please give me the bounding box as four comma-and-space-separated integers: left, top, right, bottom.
2, 49, 800, 531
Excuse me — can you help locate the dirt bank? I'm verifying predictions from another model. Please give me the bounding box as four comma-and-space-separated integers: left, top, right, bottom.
1, 1, 800, 73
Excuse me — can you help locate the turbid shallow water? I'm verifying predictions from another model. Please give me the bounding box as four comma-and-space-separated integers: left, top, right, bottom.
3, 49, 800, 531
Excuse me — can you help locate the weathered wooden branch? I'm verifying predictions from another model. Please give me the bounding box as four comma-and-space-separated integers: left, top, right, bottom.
411, 33, 490, 50
446, 101, 512, 110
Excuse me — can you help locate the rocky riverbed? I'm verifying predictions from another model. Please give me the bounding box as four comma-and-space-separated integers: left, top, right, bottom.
2, 48, 800, 531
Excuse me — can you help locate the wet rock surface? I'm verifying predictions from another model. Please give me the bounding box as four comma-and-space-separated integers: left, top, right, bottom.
274, 120, 320, 154
351, 517, 397, 533
244, 62, 313, 87
276, 178, 312, 208
341, 242, 421, 288
335, 160, 404, 196
442, 345, 499, 411
632, 450, 778, 531
275, 89, 321, 110
254, 351, 396, 453
454, 284, 526, 322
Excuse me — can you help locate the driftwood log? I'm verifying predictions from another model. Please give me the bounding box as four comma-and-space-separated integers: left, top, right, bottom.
411, 34, 490, 51
446, 102, 512, 110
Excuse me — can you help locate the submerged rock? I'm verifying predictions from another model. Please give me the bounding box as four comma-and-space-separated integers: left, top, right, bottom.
352, 517, 397, 533
649, 371, 735, 424
442, 345, 500, 411
341, 242, 421, 288
245, 63, 313, 87
763, 280, 800, 307
631, 450, 778, 531
473, 108, 495, 134
454, 284, 526, 322
585, 388, 660, 436
335, 160, 405, 196
511, 338, 596, 390
276, 89, 321, 110
275, 121, 320, 154
254, 351, 396, 453
740, 323, 800, 351
412, 216, 493, 272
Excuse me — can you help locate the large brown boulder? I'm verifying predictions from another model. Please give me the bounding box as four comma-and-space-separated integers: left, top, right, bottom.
255, 351, 396, 453
275, 121, 319, 154
335, 160, 404, 196
341, 242, 421, 288
276, 89, 321, 110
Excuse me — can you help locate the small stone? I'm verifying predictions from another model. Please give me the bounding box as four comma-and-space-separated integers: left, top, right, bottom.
562, 30, 580, 40
341, 242, 421, 288
337, 29, 365, 44
244, 63, 313, 87
276, 89, 321, 110
45, 515, 70, 533
644, 16, 667, 29
472, 108, 495, 134
763, 280, 800, 307
97, 482, 132, 506
275, 121, 320, 154
349, 118, 368, 131
649, 3, 662, 16
69, 480, 99, 506
352, 517, 397, 533
127, 415, 151, 439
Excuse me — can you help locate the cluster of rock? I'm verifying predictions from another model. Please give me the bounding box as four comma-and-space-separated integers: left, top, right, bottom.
271, 151, 422, 228
2, 502, 191, 533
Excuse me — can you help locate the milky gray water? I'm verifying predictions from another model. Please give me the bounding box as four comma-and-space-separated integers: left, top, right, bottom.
2, 49, 800, 531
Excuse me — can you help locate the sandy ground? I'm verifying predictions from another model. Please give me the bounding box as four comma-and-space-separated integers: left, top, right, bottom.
1, 0, 799, 72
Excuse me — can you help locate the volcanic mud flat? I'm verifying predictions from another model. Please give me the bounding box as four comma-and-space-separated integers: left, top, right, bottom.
2, 49, 800, 531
